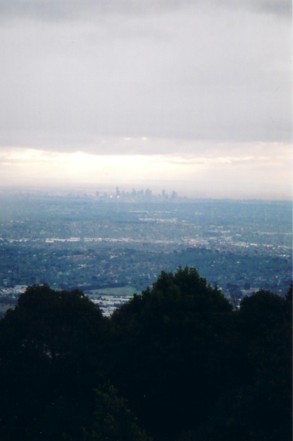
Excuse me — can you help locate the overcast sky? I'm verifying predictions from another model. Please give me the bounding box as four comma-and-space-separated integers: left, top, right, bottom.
0, 0, 291, 198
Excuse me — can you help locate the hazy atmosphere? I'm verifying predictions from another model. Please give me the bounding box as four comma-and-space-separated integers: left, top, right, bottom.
0, 0, 291, 198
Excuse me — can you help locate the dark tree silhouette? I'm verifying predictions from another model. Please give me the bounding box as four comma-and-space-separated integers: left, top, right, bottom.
107, 267, 235, 439
0, 285, 106, 440
83, 384, 151, 441
0, 271, 291, 441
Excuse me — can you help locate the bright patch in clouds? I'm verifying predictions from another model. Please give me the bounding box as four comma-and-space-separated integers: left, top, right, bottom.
0, 143, 291, 200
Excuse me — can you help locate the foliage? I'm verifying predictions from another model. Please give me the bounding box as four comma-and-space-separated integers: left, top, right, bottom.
0, 285, 106, 440
107, 268, 235, 438
0, 269, 291, 441
83, 384, 151, 441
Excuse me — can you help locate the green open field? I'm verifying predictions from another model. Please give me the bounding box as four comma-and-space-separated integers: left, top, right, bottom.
86, 286, 138, 297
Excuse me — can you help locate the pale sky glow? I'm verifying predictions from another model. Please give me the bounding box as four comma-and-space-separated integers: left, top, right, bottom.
0, 142, 291, 199
0, 0, 291, 198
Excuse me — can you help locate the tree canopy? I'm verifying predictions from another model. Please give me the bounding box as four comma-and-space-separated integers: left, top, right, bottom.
0, 269, 291, 441
0, 285, 106, 440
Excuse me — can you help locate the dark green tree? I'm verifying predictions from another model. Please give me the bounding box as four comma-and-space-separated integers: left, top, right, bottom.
83, 384, 151, 441
0, 285, 106, 440
0, 272, 290, 441
107, 267, 234, 440
197, 288, 292, 441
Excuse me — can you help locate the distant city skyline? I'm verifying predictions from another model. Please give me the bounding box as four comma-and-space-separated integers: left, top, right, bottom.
0, 0, 291, 199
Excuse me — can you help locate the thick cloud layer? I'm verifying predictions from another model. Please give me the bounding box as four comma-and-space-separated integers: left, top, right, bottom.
0, 0, 292, 158
0, 0, 290, 20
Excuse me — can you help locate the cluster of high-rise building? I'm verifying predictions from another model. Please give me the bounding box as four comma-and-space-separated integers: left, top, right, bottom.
95, 187, 178, 201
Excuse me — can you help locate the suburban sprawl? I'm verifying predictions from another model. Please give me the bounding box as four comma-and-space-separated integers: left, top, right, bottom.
0, 189, 291, 315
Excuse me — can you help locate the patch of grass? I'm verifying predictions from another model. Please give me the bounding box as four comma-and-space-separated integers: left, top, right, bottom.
87, 286, 138, 297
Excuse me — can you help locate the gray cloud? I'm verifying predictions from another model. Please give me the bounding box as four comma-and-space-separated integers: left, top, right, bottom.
0, 0, 291, 156
0, 0, 290, 21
